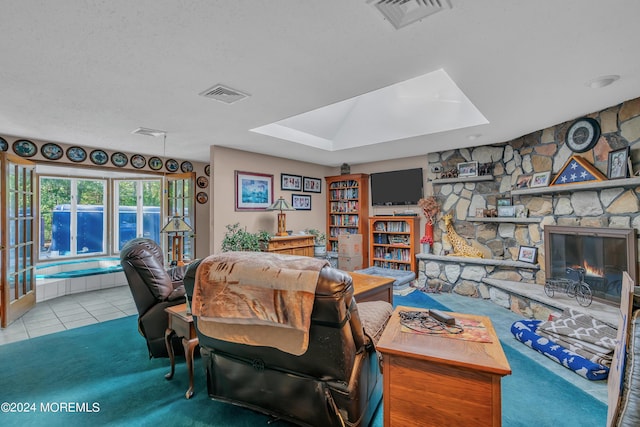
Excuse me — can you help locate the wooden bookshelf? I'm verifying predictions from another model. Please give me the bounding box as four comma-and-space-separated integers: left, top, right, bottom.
325, 173, 369, 267
369, 216, 419, 273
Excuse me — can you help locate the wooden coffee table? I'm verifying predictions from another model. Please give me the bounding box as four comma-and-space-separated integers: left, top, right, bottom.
164, 303, 199, 399
377, 306, 511, 426
350, 271, 394, 304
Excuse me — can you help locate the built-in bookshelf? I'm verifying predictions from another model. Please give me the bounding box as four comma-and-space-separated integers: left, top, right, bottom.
325, 174, 369, 266
369, 216, 419, 273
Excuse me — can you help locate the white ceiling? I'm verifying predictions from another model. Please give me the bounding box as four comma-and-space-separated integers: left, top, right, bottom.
1, 1, 639, 167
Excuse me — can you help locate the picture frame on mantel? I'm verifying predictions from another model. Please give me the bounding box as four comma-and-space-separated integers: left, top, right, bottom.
518, 246, 538, 263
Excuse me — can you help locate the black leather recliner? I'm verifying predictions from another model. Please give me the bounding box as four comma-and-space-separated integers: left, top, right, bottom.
120, 237, 188, 358
184, 253, 390, 427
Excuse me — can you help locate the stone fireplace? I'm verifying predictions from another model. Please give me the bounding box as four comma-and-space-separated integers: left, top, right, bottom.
544, 225, 638, 305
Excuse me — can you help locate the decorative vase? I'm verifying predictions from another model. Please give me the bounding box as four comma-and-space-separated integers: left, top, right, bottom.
424, 221, 434, 241
421, 243, 431, 254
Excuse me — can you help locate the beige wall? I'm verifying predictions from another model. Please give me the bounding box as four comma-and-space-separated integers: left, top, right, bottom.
209, 146, 334, 254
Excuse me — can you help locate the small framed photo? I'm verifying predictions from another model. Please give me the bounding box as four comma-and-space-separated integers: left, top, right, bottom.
475, 208, 485, 217
530, 171, 551, 188
457, 161, 478, 178
515, 174, 532, 189
497, 197, 512, 207
607, 147, 629, 179
514, 205, 528, 218
291, 194, 311, 210
498, 205, 516, 217
235, 170, 274, 211
518, 246, 538, 264
281, 173, 302, 191
303, 176, 322, 193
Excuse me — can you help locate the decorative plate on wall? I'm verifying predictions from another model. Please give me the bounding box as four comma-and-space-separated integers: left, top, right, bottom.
148, 157, 163, 171
89, 149, 109, 166
181, 161, 193, 173
197, 176, 209, 188
0, 137, 8, 152
66, 146, 87, 162
205, 164, 210, 176
131, 154, 146, 169
196, 191, 208, 204
41, 143, 64, 160
13, 139, 37, 157
165, 159, 179, 172
111, 152, 128, 167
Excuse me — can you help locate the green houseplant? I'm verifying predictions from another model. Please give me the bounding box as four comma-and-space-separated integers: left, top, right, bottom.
305, 228, 327, 257
221, 223, 271, 252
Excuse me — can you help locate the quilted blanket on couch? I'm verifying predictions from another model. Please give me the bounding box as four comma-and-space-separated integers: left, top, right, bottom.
192, 251, 328, 355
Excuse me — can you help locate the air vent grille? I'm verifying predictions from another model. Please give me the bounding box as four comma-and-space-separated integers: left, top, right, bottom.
367, 0, 451, 30
199, 84, 250, 104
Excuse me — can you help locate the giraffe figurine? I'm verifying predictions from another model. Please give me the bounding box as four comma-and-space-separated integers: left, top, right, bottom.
442, 213, 484, 258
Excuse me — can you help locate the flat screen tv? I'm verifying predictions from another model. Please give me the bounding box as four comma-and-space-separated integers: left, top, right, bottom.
370, 168, 424, 206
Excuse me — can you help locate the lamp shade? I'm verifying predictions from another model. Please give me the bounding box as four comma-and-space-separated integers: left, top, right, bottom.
161, 215, 193, 233
267, 197, 295, 212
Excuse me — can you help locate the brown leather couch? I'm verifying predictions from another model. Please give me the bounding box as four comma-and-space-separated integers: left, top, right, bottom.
120, 238, 188, 358
184, 253, 391, 427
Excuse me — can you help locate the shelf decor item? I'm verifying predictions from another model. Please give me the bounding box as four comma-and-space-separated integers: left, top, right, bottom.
418, 196, 440, 252
607, 147, 629, 179
457, 161, 478, 178
550, 155, 606, 186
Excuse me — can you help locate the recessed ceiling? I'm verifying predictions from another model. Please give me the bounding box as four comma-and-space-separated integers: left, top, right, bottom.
0, 1, 639, 167
251, 69, 488, 150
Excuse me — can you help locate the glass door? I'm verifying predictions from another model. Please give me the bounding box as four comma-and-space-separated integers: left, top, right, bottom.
165, 172, 194, 264
1, 153, 36, 328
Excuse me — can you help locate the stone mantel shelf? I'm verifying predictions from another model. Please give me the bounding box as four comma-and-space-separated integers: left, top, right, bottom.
482, 278, 617, 327
466, 217, 540, 224
431, 175, 494, 185
416, 253, 540, 270
511, 176, 640, 196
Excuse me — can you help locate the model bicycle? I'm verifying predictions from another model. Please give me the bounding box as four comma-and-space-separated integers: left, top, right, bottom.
544, 267, 593, 307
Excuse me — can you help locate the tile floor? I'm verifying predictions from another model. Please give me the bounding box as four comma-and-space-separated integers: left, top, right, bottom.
0, 283, 609, 405
0, 285, 136, 345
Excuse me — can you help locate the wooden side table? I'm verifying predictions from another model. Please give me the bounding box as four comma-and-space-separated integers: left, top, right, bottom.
377, 306, 511, 426
350, 271, 394, 304
164, 303, 199, 399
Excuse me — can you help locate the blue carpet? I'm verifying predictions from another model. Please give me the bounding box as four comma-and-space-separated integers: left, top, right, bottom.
0, 291, 607, 426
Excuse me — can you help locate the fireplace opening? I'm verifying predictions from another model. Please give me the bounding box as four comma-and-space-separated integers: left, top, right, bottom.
544, 226, 637, 305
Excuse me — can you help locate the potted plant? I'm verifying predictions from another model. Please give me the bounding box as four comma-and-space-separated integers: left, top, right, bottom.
305, 228, 327, 257
221, 223, 271, 252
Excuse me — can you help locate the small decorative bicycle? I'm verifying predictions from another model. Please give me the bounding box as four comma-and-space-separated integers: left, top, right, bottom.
544, 267, 593, 307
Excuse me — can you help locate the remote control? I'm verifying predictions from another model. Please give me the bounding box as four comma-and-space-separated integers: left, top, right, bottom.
429, 309, 456, 325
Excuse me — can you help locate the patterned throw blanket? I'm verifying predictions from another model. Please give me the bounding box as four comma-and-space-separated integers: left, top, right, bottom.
192, 251, 329, 355
536, 308, 617, 366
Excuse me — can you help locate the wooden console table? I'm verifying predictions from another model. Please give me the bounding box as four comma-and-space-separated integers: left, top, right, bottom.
266, 235, 315, 257
164, 303, 199, 399
377, 306, 511, 426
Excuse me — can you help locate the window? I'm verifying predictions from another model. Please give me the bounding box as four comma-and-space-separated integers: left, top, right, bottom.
114, 179, 162, 251
39, 177, 107, 259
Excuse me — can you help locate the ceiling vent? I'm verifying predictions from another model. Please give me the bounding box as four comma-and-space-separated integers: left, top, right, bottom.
199, 84, 250, 104
132, 127, 166, 137
367, 0, 452, 30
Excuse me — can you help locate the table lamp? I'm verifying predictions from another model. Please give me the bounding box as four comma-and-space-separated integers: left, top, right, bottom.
161, 215, 193, 266
267, 196, 295, 236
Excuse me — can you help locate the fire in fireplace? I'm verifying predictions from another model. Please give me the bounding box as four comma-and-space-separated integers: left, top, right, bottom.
544, 225, 637, 305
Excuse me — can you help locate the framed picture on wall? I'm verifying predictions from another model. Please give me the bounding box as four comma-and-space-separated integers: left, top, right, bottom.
291, 194, 311, 210
608, 147, 629, 179
281, 173, 302, 191
303, 177, 322, 193
530, 171, 551, 187
235, 170, 274, 211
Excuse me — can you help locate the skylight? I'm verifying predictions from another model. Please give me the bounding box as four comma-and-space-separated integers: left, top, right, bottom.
250, 69, 488, 151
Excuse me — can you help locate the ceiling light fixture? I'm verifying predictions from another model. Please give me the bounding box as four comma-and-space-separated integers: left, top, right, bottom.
585, 75, 620, 89
131, 127, 166, 137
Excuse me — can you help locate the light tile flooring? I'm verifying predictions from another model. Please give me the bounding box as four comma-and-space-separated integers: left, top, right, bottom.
0, 285, 136, 345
